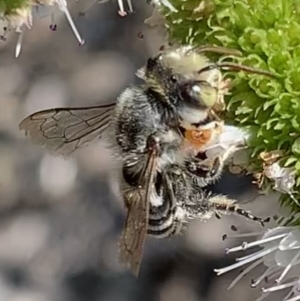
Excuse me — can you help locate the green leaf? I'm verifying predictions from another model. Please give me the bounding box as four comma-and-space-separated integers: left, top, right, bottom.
236, 105, 253, 115
274, 93, 295, 118
274, 121, 286, 130
268, 51, 293, 74
263, 99, 278, 111
266, 118, 278, 130
292, 138, 300, 155
285, 70, 300, 95
295, 160, 300, 171
292, 117, 300, 130
284, 157, 298, 167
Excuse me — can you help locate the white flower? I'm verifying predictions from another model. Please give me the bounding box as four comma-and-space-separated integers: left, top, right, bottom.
214, 216, 300, 301
1, 0, 84, 57
148, 0, 178, 13
80, 0, 133, 17
264, 162, 298, 206
264, 163, 296, 194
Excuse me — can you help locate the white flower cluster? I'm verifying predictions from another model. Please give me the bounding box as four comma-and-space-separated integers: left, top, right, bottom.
0, 0, 84, 57
215, 215, 300, 301
0, 0, 179, 57
81, 0, 177, 17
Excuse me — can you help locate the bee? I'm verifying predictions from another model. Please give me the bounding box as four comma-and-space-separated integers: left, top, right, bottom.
19, 45, 273, 276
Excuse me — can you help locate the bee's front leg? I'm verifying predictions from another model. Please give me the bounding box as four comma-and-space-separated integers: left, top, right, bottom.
185, 156, 224, 187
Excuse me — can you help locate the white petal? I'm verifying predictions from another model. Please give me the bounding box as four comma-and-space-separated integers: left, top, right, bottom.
280, 229, 300, 251
276, 251, 300, 283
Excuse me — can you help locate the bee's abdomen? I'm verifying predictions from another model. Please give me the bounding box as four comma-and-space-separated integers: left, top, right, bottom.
147, 204, 184, 239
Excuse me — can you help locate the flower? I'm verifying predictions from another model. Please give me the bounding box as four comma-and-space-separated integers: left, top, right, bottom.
264, 162, 299, 206
0, 0, 84, 57
79, 0, 133, 17
214, 216, 300, 301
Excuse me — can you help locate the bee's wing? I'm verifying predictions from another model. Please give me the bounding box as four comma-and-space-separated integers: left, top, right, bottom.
118, 149, 158, 277
19, 104, 116, 158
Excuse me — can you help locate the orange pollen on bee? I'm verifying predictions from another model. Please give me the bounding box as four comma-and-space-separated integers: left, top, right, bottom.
184, 129, 213, 148
182, 121, 224, 152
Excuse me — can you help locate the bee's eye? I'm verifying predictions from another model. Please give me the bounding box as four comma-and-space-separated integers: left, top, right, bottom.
179, 81, 217, 108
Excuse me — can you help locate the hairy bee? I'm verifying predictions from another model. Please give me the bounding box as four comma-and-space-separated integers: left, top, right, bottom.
19, 45, 272, 276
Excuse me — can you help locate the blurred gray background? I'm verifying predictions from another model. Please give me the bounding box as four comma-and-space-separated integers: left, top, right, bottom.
0, 1, 283, 301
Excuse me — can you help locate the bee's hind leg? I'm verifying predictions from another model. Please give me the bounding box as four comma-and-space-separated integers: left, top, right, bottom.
204, 195, 271, 226
184, 193, 270, 227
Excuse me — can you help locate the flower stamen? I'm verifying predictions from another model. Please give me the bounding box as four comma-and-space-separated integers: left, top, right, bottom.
15, 29, 25, 58
262, 280, 300, 293
117, 0, 126, 16
56, 0, 85, 45
225, 233, 288, 254
127, 0, 133, 12
49, 12, 57, 31
215, 246, 278, 276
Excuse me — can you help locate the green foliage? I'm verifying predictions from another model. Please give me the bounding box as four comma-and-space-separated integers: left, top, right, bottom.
0, 0, 30, 15
162, 0, 300, 211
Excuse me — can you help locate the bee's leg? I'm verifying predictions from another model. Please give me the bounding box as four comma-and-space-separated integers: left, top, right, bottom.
185, 156, 224, 187
207, 195, 270, 226
185, 193, 270, 226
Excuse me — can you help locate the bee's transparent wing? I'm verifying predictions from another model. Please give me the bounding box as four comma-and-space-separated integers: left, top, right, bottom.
119, 148, 158, 277
19, 104, 116, 158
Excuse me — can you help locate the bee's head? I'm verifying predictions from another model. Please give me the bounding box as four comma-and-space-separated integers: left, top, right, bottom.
144, 47, 219, 112
141, 46, 274, 124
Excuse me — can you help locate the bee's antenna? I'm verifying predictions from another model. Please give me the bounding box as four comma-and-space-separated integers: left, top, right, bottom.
198, 62, 275, 78
188, 45, 242, 57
